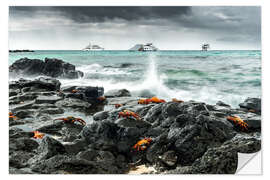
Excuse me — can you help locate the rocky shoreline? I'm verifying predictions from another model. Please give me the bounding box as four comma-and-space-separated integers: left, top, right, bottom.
9, 58, 261, 174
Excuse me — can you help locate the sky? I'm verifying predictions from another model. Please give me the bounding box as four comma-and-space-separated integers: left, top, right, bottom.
9, 6, 261, 50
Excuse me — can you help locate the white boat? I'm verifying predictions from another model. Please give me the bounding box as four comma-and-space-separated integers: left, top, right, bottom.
129, 43, 158, 51
83, 43, 104, 51
202, 43, 210, 51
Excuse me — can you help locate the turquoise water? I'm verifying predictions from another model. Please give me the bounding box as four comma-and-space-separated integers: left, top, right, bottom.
9, 50, 261, 107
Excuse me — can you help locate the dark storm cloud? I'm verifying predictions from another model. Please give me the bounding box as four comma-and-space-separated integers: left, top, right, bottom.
10, 6, 191, 23
9, 6, 261, 50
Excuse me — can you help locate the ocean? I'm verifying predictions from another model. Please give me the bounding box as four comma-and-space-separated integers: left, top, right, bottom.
9, 50, 261, 108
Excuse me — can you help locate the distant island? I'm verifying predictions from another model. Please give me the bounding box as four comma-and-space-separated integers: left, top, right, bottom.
9, 50, 34, 53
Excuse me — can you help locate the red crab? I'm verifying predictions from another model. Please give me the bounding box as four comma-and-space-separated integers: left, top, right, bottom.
118, 110, 141, 120
32, 131, 45, 139
54, 116, 86, 126
9, 112, 18, 120
227, 116, 248, 131
138, 97, 166, 105
132, 138, 153, 151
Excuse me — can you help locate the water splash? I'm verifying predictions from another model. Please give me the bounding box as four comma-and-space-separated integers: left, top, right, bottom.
132, 54, 173, 98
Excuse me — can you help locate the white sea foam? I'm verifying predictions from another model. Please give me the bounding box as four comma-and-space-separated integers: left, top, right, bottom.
77, 63, 130, 75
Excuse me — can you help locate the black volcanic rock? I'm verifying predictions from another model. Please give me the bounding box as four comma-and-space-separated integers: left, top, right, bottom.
9, 77, 61, 91
9, 57, 83, 79
9, 50, 34, 53
104, 89, 131, 98
239, 97, 261, 114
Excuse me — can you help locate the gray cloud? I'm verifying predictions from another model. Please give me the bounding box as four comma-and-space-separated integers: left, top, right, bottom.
9, 6, 261, 50
10, 6, 191, 23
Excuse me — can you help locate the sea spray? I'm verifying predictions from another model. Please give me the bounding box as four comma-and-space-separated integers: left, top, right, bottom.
135, 53, 172, 98
23, 50, 260, 108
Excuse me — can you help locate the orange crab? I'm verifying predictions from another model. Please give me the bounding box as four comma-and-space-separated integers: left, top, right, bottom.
9, 112, 18, 120
138, 96, 166, 105
32, 131, 45, 139
118, 110, 141, 120
172, 98, 184, 103
227, 116, 248, 131
132, 137, 153, 151
71, 89, 79, 93
54, 116, 86, 126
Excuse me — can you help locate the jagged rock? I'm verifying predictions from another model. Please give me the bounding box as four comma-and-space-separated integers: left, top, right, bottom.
105, 89, 131, 98
9, 77, 61, 91
35, 95, 62, 104
9, 89, 20, 97
93, 111, 109, 121
216, 101, 231, 107
239, 98, 261, 114
55, 98, 91, 111
30, 154, 121, 174
29, 136, 66, 165
9, 57, 83, 79
115, 118, 151, 128
159, 150, 178, 167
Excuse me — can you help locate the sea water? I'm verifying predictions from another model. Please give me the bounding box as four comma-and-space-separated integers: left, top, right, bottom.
9, 50, 261, 108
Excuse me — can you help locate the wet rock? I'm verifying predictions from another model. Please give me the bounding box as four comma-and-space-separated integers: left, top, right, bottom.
37, 122, 84, 142
39, 107, 64, 115
144, 103, 163, 124
64, 139, 88, 155
12, 110, 35, 119
9, 94, 37, 104
221, 133, 261, 153
117, 127, 147, 153
146, 133, 169, 163
63, 86, 104, 102
30, 154, 120, 174
159, 150, 178, 167
55, 98, 91, 111
9, 127, 39, 170
239, 98, 261, 114
115, 118, 151, 129
216, 101, 231, 107
93, 111, 109, 121
107, 97, 139, 107
9, 137, 39, 152
9, 151, 35, 168
134, 89, 156, 98
9, 167, 34, 174
245, 120, 261, 130
9, 77, 61, 91
29, 136, 66, 165
191, 145, 238, 174
105, 89, 131, 98
76, 149, 99, 161
35, 95, 62, 104
9, 89, 20, 97
9, 57, 83, 79
81, 121, 119, 152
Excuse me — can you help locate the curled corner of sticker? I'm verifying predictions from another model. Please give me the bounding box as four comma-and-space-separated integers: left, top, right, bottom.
236, 151, 262, 174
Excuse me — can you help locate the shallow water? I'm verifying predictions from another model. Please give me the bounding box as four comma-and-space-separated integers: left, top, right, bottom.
9, 50, 261, 107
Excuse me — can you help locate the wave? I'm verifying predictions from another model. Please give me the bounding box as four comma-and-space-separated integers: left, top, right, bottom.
77, 63, 131, 76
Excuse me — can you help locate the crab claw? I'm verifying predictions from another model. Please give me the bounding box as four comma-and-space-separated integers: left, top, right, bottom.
33, 131, 45, 139
75, 118, 86, 126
